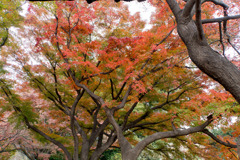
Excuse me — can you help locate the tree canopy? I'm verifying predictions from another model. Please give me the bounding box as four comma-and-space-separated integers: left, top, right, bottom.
0, 0, 240, 159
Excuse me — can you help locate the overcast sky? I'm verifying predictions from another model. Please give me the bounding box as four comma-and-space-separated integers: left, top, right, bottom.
125, 1, 155, 22
20, 1, 155, 22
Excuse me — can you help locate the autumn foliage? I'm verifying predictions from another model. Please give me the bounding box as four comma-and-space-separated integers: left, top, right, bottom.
0, 0, 240, 159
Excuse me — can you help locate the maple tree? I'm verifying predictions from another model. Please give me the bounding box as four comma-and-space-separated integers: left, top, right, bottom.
86, 0, 240, 104
0, 0, 240, 160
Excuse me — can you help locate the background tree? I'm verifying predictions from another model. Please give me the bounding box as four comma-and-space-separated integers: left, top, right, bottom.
0, 0, 240, 160
0, 0, 24, 49
0, 120, 56, 160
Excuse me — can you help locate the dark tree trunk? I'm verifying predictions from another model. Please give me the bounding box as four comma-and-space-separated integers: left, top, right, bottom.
79, 141, 89, 160
165, 0, 240, 104
176, 15, 240, 104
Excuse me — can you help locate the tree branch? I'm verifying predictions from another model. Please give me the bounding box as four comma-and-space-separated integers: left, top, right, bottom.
228, 40, 240, 56
1, 81, 72, 160
128, 118, 171, 130
24, 118, 72, 160
206, 0, 228, 9
0, 28, 8, 48
115, 82, 127, 100
166, 0, 181, 18
110, 79, 115, 99
75, 82, 105, 106
81, 65, 120, 81
131, 115, 214, 159
182, 0, 196, 17
218, 22, 226, 57
70, 92, 83, 160
89, 119, 109, 146
90, 133, 117, 160
202, 15, 240, 24
115, 86, 131, 110
195, 0, 204, 40
104, 107, 132, 158
202, 129, 237, 148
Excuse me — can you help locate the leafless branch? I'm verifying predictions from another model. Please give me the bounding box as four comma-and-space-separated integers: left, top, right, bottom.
182, 0, 196, 17
195, 0, 204, 40
202, 129, 237, 148
115, 86, 131, 110
218, 22, 226, 58
202, 15, 240, 24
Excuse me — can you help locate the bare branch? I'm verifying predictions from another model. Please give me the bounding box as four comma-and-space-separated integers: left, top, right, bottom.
81, 65, 120, 81
110, 79, 115, 99
195, 0, 204, 40
115, 86, 131, 110
115, 82, 127, 100
125, 111, 151, 130
90, 133, 117, 160
128, 118, 171, 130
75, 82, 105, 106
89, 119, 109, 146
202, 15, 240, 24
206, 0, 228, 9
202, 129, 237, 148
122, 102, 139, 128
218, 22, 226, 58
182, 0, 196, 17
228, 40, 240, 56
131, 115, 214, 159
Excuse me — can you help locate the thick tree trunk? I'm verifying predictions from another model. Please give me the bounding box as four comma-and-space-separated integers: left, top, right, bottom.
79, 141, 90, 160
119, 115, 213, 160
176, 17, 240, 103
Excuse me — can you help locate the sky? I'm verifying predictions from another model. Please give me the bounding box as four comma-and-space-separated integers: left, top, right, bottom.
125, 1, 155, 30
20, 0, 156, 28
125, 1, 155, 22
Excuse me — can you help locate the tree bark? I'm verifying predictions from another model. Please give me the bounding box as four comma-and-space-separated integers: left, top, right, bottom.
166, 0, 240, 104
107, 113, 213, 160
177, 19, 240, 103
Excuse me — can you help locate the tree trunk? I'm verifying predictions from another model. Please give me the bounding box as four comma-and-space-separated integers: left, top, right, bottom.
79, 141, 90, 160
176, 16, 240, 103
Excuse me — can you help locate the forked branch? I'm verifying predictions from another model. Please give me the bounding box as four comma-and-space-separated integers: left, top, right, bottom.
105, 107, 133, 158
131, 114, 214, 159
108, 111, 213, 160
182, 0, 196, 17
